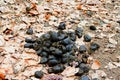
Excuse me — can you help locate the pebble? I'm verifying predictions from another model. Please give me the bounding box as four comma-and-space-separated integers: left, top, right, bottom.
117, 20, 120, 24
40, 57, 48, 64
84, 34, 92, 42
52, 65, 65, 73
80, 75, 90, 80
75, 27, 83, 38
58, 22, 66, 30
90, 43, 100, 51
26, 28, 33, 35
89, 26, 96, 30
34, 71, 44, 79
79, 45, 87, 53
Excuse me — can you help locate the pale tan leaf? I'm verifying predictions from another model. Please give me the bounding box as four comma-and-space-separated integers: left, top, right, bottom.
61, 67, 79, 77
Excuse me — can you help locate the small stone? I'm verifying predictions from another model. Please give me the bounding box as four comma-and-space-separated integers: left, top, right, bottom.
24, 43, 33, 48
86, 10, 93, 16
25, 38, 35, 43
58, 22, 66, 30
52, 65, 65, 73
26, 28, 33, 35
75, 68, 84, 76
48, 59, 58, 67
79, 45, 87, 53
84, 34, 92, 42
61, 37, 73, 45
80, 75, 90, 80
117, 20, 120, 24
48, 68, 53, 73
79, 63, 90, 73
89, 26, 96, 30
90, 43, 100, 51
34, 71, 44, 79
40, 57, 48, 64
92, 78, 99, 80
75, 27, 83, 38
26, 7, 31, 12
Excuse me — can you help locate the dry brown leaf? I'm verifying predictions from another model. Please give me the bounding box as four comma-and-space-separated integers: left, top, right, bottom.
29, 10, 39, 15
31, 3, 37, 10
46, 0, 52, 2
3, 28, 13, 35
76, 4, 82, 10
45, 12, 52, 20
0, 72, 5, 80
91, 60, 101, 69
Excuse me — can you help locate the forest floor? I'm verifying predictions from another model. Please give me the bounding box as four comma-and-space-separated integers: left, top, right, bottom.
0, 0, 120, 80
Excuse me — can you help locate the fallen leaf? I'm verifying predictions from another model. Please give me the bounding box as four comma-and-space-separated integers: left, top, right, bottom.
105, 62, 117, 69
76, 4, 82, 10
21, 51, 38, 61
42, 74, 62, 80
31, 3, 37, 10
96, 70, 107, 77
25, 59, 38, 66
4, 46, 15, 53
61, 67, 79, 77
91, 60, 101, 69
46, 0, 52, 2
3, 28, 13, 35
0, 35, 5, 47
109, 38, 117, 45
29, 10, 39, 15
113, 62, 120, 67
0, 72, 5, 80
45, 12, 52, 20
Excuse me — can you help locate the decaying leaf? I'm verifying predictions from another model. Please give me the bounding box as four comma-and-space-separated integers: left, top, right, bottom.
45, 12, 52, 20
61, 67, 79, 77
76, 4, 82, 10
0, 56, 5, 63
25, 59, 38, 66
46, 0, 52, 2
0, 35, 5, 47
0, 72, 5, 80
42, 74, 62, 80
91, 60, 101, 69
29, 10, 39, 15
